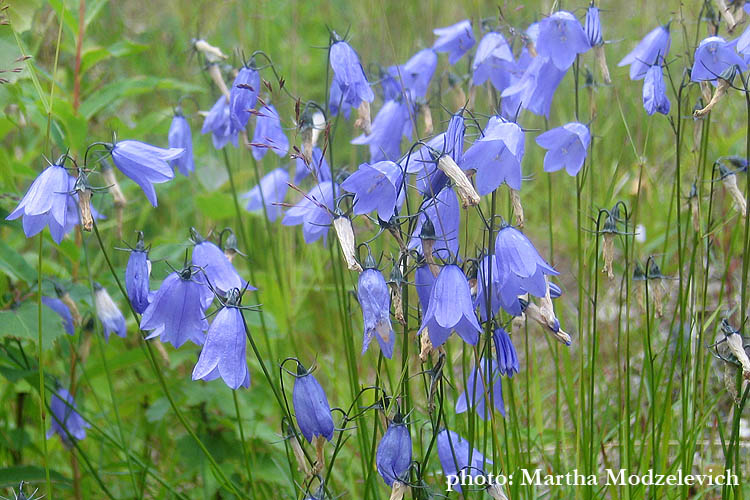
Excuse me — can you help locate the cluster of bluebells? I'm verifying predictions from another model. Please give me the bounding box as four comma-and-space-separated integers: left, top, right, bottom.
12, 2, 744, 496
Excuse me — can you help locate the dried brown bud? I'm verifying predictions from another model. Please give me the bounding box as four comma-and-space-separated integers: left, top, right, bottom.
594, 45, 611, 85
389, 481, 408, 500
727, 332, 750, 380
419, 329, 433, 362
510, 188, 524, 227
207, 64, 230, 99
722, 172, 747, 217
77, 188, 93, 232
389, 282, 405, 325
602, 232, 615, 280
421, 103, 434, 135
193, 39, 228, 63
715, 0, 738, 32
694, 79, 730, 118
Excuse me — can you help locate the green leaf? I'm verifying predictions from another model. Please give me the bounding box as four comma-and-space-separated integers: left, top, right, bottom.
0, 239, 36, 285
80, 77, 203, 119
0, 302, 68, 350
80, 40, 148, 74
6, 0, 44, 33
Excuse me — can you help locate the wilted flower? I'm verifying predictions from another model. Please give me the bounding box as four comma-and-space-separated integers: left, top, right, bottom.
494, 225, 559, 298
535, 122, 591, 176
436, 429, 492, 494
341, 160, 404, 220
42, 296, 75, 335
501, 56, 566, 118
351, 99, 411, 162
719, 164, 748, 217
618, 24, 671, 80
536, 11, 590, 70
293, 363, 335, 443
433, 20, 476, 64
125, 232, 151, 314
332, 216, 362, 272
329, 39, 374, 117
357, 266, 394, 358
192, 288, 250, 390
282, 181, 337, 243
691, 36, 745, 83
6, 161, 77, 244
251, 104, 290, 160
295, 147, 332, 184
419, 264, 482, 348
462, 117, 524, 194
493, 327, 519, 376
408, 186, 460, 259
110, 140, 184, 207
192, 233, 249, 294
201, 95, 239, 150
47, 387, 90, 447
242, 167, 289, 222
472, 32, 513, 90
642, 64, 671, 115
455, 357, 505, 420
229, 65, 261, 134
94, 283, 126, 341
168, 111, 194, 176
140, 266, 213, 348
376, 415, 411, 487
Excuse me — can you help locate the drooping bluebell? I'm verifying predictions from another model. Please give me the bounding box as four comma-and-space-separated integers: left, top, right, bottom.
357, 266, 395, 359
376, 415, 411, 486
191, 233, 249, 295
329, 39, 374, 117
6, 161, 77, 244
501, 55, 566, 118
462, 117, 524, 194
341, 160, 403, 220
110, 140, 184, 207
691, 36, 745, 83
293, 363, 335, 442
229, 65, 261, 134
419, 264, 481, 348
643, 63, 671, 115
140, 266, 213, 348
242, 167, 290, 222
493, 327, 519, 377
618, 24, 671, 80
191, 288, 250, 390
535, 122, 591, 176
93, 283, 126, 341
168, 111, 194, 176
47, 387, 90, 447
42, 296, 75, 335
125, 232, 151, 314
201, 95, 239, 150
281, 181, 337, 243
433, 20, 476, 64
251, 104, 290, 160
536, 11, 590, 70
351, 99, 411, 162
472, 32, 514, 91
455, 357, 505, 420
494, 225, 559, 299
388, 48, 438, 100
436, 429, 492, 494
408, 185, 460, 259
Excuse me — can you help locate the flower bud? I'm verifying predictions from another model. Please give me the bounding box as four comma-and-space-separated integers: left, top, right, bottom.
333, 216, 363, 272
437, 156, 480, 208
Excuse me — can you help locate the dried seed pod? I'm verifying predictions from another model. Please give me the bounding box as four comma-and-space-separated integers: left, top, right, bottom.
333, 217, 363, 272
437, 156, 480, 208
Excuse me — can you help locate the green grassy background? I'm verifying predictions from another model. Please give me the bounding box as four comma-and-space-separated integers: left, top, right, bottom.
1, 0, 750, 498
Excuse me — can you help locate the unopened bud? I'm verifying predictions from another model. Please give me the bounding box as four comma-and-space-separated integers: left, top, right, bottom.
333, 217, 363, 272
437, 156, 480, 208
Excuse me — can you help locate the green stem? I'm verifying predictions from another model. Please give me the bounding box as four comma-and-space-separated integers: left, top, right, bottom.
37, 234, 51, 498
